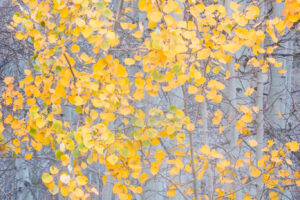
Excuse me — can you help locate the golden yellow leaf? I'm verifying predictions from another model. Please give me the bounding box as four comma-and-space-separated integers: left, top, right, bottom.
278, 110, 283, 118
244, 88, 254, 96
195, 95, 205, 103
140, 173, 148, 183
71, 44, 80, 53
166, 190, 176, 197
278, 69, 287, 74
269, 192, 279, 200
76, 175, 88, 185
25, 153, 33, 160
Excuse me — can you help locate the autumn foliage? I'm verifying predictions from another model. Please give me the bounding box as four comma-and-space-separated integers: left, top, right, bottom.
0, 0, 299, 199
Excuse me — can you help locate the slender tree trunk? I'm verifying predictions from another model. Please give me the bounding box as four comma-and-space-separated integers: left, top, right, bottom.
266, 2, 293, 199
255, 69, 265, 199
16, 159, 34, 200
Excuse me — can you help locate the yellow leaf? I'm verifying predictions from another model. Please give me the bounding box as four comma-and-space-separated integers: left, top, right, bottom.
212, 66, 220, 74
132, 30, 142, 39
140, 173, 148, 183
148, 11, 163, 23
195, 95, 205, 103
60, 173, 70, 184
233, 12, 248, 26
4, 77, 14, 85
269, 192, 279, 200
50, 166, 59, 175
42, 173, 53, 184
100, 112, 116, 122
75, 18, 85, 27
224, 70, 230, 80
278, 69, 287, 74
219, 126, 224, 134
248, 140, 258, 147
212, 110, 222, 125
187, 124, 195, 131
197, 48, 211, 60
278, 170, 290, 177
166, 190, 176, 197
200, 145, 210, 156
124, 58, 135, 66
278, 110, 283, 118
74, 188, 84, 198
244, 88, 254, 96
25, 153, 33, 160
49, 184, 59, 195
253, 106, 259, 113
188, 85, 198, 94
71, 44, 80, 53
61, 7, 69, 18
107, 154, 118, 165
150, 162, 159, 175
246, 6, 260, 20
230, 2, 241, 11
77, 175, 88, 185
115, 64, 128, 77
13, 14, 23, 24
176, 133, 185, 143
285, 141, 299, 152
250, 168, 261, 178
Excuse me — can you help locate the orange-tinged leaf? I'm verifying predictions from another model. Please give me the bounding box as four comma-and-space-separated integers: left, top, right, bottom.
25, 153, 33, 160
250, 168, 261, 178
166, 190, 176, 197
248, 140, 258, 147
140, 173, 148, 183
278, 69, 287, 74
285, 141, 299, 152
269, 192, 279, 200
278, 110, 283, 118
71, 44, 80, 53
4, 77, 14, 85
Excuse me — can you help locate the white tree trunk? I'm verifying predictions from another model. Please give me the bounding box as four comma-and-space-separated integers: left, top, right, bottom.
16, 159, 34, 200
